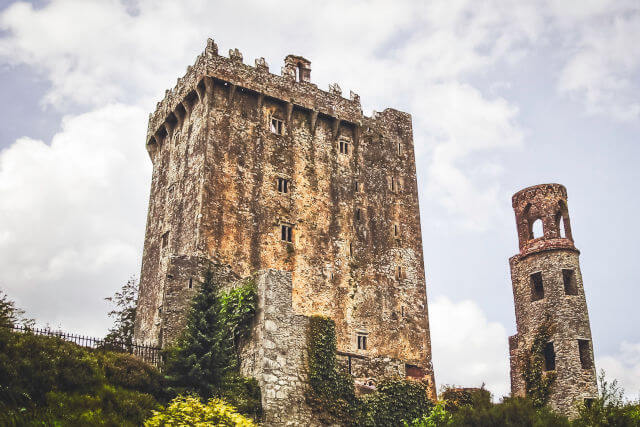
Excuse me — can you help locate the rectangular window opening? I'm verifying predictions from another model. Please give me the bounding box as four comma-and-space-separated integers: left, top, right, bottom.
563, 269, 578, 295
543, 342, 556, 371
355, 180, 360, 192
270, 117, 284, 135
396, 266, 405, 280
277, 177, 289, 194
578, 339, 593, 369
530, 272, 544, 301
339, 139, 350, 154
161, 231, 169, 249
355, 208, 361, 221
188, 278, 193, 289
281, 224, 293, 242
357, 334, 367, 350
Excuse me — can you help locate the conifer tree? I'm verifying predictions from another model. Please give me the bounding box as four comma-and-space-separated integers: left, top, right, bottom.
165, 270, 233, 398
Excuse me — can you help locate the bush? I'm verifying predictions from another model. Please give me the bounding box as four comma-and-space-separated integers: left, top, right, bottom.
144, 395, 256, 426
450, 396, 569, 427
405, 402, 452, 426
573, 370, 640, 427
441, 386, 492, 412
98, 351, 163, 396
0, 328, 163, 425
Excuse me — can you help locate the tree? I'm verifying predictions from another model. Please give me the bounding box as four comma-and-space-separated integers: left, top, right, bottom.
104, 277, 138, 349
163, 270, 260, 416
0, 288, 33, 328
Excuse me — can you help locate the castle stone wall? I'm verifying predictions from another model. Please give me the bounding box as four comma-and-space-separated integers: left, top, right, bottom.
133, 37, 435, 396
508, 184, 597, 418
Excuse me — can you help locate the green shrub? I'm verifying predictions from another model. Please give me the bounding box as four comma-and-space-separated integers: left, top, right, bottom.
405, 402, 452, 426
45, 385, 159, 426
441, 386, 492, 412
144, 395, 256, 426
98, 351, 163, 396
450, 396, 569, 426
573, 370, 640, 427
0, 328, 164, 425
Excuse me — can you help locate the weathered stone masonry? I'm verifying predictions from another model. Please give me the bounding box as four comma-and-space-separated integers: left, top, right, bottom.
133, 37, 436, 423
508, 184, 597, 418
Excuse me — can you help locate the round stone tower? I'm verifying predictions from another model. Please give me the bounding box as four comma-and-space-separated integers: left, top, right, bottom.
508, 184, 597, 417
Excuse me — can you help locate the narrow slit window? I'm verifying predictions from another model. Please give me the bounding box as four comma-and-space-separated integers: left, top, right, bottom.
396, 265, 405, 280
394, 224, 399, 237
578, 339, 593, 369
543, 342, 556, 371
401, 306, 405, 318
355, 208, 361, 221
339, 139, 350, 154
161, 231, 169, 249
277, 177, 289, 193
349, 242, 353, 257
391, 177, 396, 192
398, 142, 402, 155
357, 334, 367, 350
530, 272, 544, 301
188, 278, 193, 289
281, 224, 293, 242
355, 180, 360, 192
563, 269, 578, 295
270, 117, 284, 135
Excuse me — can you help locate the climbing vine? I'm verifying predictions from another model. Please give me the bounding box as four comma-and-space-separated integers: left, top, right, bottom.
306, 315, 433, 426
522, 318, 557, 408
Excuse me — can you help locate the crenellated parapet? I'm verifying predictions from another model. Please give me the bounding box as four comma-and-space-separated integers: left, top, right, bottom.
145, 37, 394, 152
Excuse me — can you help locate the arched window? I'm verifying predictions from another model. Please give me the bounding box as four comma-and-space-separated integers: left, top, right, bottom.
558, 214, 566, 238
532, 219, 543, 238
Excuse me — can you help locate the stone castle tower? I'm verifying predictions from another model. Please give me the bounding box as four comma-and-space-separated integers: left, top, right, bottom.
508, 184, 597, 417
133, 38, 436, 421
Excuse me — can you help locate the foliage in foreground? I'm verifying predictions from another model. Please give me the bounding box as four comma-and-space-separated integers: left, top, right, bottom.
0, 327, 163, 426
144, 395, 256, 426
406, 375, 640, 427
163, 270, 261, 418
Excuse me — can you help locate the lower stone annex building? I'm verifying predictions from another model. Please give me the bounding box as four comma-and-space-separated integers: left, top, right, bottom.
133, 38, 436, 425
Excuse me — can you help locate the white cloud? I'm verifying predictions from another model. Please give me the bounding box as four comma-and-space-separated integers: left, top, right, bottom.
0, 104, 150, 335
555, 2, 640, 121
430, 296, 510, 398
598, 342, 640, 401
0, 0, 539, 232
415, 83, 523, 231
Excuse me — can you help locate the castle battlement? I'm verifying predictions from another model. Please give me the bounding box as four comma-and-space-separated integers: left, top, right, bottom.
146, 38, 410, 150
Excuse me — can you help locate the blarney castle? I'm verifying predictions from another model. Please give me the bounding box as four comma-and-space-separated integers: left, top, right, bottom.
133, 38, 597, 424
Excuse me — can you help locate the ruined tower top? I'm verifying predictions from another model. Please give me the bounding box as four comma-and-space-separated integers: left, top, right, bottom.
283, 54, 311, 82
511, 183, 575, 257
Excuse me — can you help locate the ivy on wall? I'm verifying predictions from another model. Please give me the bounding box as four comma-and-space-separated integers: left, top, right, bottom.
306, 315, 433, 426
522, 318, 557, 408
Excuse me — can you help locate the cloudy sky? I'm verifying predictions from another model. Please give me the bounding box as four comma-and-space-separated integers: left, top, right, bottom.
1, 0, 639, 399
